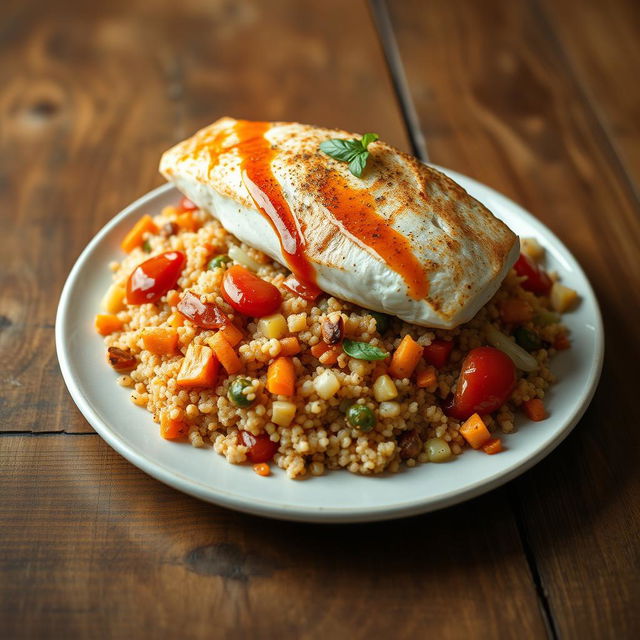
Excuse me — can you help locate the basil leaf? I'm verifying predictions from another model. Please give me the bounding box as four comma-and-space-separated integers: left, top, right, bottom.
319, 133, 379, 178
360, 132, 379, 148
342, 338, 388, 361
319, 139, 363, 163
348, 152, 368, 178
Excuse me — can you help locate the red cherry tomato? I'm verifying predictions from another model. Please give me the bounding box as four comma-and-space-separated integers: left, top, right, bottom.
177, 291, 230, 329
513, 253, 552, 295
126, 251, 185, 305
222, 265, 281, 317
178, 196, 198, 212
423, 339, 454, 369
239, 431, 278, 463
444, 347, 516, 420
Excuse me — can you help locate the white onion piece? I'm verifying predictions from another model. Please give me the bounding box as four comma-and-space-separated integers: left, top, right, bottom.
228, 244, 262, 271
486, 324, 538, 372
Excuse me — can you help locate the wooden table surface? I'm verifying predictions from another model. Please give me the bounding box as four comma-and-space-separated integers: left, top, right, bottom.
2, 0, 638, 637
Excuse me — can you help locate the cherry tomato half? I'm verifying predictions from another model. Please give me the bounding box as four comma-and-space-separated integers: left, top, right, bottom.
513, 253, 552, 296
222, 265, 281, 317
444, 346, 516, 421
423, 339, 453, 369
126, 251, 185, 305
239, 431, 278, 463
177, 291, 230, 329
178, 196, 198, 212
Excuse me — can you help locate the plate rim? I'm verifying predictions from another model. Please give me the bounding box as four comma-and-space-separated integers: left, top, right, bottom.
55, 173, 604, 523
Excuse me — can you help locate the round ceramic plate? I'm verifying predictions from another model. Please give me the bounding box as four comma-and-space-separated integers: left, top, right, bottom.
56, 168, 603, 523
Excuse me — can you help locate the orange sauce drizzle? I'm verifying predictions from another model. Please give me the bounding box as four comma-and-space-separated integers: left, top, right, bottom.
317, 173, 429, 299
195, 119, 428, 299
233, 120, 317, 286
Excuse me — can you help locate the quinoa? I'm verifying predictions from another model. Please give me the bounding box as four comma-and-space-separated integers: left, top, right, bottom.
101, 204, 570, 479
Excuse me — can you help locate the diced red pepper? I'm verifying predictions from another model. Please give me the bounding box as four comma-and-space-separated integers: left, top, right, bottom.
513, 253, 552, 296
178, 196, 198, 212
239, 431, 278, 463
423, 339, 453, 369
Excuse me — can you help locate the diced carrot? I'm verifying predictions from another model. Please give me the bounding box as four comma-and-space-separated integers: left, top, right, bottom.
499, 298, 533, 324
459, 413, 492, 449
177, 344, 218, 388
416, 365, 437, 389
168, 311, 184, 328
253, 463, 271, 477
522, 398, 547, 421
160, 413, 188, 440
207, 332, 242, 375
319, 345, 342, 366
266, 356, 295, 396
310, 342, 331, 358
482, 438, 503, 455
388, 335, 423, 379
554, 333, 571, 350
218, 323, 243, 347
175, 211, 199, 232
121, 214, 158, 253
94, 313, 123, 336
279, 336, 301, 356
141, 327, 178, 355
166, 290, 180, 307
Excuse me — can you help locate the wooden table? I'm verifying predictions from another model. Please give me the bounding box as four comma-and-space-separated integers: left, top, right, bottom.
2, 0, 638, 637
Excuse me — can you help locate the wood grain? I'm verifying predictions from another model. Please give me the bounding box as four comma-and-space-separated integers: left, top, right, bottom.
539, 0, 640, 187
0, 0, 409, 434
385, 0, 640, 636
0, 434, 548, 639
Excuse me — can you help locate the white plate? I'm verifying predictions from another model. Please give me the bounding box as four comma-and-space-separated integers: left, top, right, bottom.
56, 168, 603, 523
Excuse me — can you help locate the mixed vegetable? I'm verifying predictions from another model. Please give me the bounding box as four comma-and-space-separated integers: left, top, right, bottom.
98, 202, 578, 473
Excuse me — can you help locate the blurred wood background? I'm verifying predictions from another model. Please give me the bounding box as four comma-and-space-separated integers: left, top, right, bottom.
1, 0, 638, 637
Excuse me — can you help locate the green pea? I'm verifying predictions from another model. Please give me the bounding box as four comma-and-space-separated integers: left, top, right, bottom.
228, 378, 254, 407
208, 254, 231, 270
514, 326, 542, 351
369, 310, 391, 334
142, 239, 152, 253
346, 404, 376, 431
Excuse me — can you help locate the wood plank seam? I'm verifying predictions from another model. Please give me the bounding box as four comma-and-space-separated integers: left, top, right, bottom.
508, 484, 559, 640
368, 0, 429, 161
374, 2, 565, 634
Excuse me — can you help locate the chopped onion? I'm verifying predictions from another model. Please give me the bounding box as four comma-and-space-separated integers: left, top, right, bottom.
486, 324, 538, 372
228, 244, 261, 271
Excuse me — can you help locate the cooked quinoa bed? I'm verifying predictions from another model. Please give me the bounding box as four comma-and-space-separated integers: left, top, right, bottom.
101, 204, 570, 479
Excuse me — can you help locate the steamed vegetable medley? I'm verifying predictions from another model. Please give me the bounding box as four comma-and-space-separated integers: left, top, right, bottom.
96, 199, 578, 478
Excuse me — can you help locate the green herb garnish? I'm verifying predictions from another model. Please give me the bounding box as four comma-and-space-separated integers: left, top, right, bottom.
319, 133, 379, 178
342, 338, 388, 361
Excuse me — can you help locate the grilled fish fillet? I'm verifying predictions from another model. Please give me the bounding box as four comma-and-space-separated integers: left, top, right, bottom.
160, 117, 519, 328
